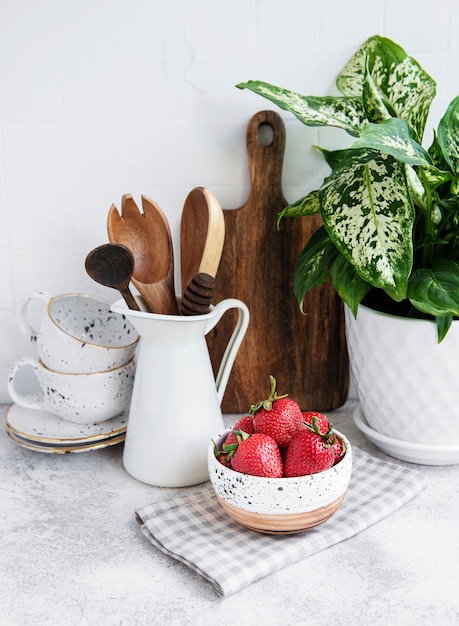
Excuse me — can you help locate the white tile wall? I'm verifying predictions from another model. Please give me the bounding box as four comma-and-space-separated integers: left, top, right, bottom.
1, 0, 458, 402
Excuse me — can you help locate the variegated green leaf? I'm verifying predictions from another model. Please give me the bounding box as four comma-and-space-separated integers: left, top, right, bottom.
336, 36, 389, 96
329, 253, 371, 317
317, 146, 388, 173
428, 131, 450, 171
294, 226, 338, 310
318, 146, 381, 171
337, 35, 436, 142
236, 81, 366, 136
336, 35, 408, 96
451, 175, 459, 195
350, 119, 432, 166
369, 52, 436, 143
438, 95, 459, 175
319, 151, 414, 300
405, 165, 427, 210
277, 191, 320, 226
362, 55, 392, 124
316, 147, 352, 171
419, 165, 453, 191
407, 258, 459, 317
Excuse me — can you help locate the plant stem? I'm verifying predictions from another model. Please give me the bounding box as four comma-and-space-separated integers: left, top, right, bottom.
417, 168, 435, 267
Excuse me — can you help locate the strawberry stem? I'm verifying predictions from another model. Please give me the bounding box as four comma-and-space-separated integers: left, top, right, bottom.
249, 375, 288, 415
303, 416, 336, 447
215, 430, 251, 461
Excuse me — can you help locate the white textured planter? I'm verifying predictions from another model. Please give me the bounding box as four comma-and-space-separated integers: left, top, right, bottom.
345, 304, 459, 445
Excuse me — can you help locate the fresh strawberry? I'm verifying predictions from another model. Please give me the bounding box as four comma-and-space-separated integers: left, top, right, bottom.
230, 433, 283, 478
284, 425, 335, 477
332, 435, 346, 465
224, 415, 255, 447
212, 439, 233, 467
234, 414, 256, 433
250, 376, 303, 447
216, 452, 231, 467
302, 411, 345, 465
302, 411, 331, 435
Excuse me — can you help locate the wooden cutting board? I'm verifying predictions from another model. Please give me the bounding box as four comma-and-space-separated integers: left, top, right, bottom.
206, 110, 349, 413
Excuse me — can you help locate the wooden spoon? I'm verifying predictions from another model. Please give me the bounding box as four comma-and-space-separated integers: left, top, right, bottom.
180, 187, 225, 314
85, 243, 140, 311
107, 194, 179, 315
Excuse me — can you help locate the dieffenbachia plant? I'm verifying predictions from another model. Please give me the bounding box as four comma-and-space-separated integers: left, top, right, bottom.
237, 35, 459, 341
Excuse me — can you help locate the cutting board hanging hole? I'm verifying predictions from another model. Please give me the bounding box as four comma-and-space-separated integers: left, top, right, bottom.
257, 123, 274, 146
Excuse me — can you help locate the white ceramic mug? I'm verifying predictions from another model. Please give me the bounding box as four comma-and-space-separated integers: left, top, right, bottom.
17, 291, 139, 373
8, 356, 135, 424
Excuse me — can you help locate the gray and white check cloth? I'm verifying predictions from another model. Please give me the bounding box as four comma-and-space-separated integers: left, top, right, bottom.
136, 447, 426, 596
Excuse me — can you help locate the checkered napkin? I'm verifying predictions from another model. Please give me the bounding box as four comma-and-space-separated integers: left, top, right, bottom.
136, 447, 426, 596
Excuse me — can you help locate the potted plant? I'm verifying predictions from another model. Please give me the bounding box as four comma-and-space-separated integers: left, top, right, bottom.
237, 35, 459, 456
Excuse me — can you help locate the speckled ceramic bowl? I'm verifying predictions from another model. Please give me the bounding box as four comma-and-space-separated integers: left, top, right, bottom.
208, 429, 352, 534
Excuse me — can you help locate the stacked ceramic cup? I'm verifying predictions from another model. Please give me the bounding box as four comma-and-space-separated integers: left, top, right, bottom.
8, 291, 139, 425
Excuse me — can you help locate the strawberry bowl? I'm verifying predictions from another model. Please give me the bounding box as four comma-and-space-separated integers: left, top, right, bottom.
207, 428, 352, 535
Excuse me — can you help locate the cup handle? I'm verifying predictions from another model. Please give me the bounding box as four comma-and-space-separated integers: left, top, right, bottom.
205, 298, 250, 404
16, 290, 51, 343
8, 356, 44, 410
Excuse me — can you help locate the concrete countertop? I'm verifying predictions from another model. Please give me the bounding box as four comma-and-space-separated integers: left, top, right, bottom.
1, 401, 458, 625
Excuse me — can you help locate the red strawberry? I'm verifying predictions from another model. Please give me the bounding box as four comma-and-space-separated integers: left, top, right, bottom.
230, 433, 283, 478
216, 452, 231, 467
284, 427, 335, 477
332, 435, 346, 465
213, 439, 233, 467
251, 376, 303, 447
302, 411, 345, 464
303, 411, 345, 464
234, 414, 256, 433
224, 415, 255, 447
302, 411, 331, 435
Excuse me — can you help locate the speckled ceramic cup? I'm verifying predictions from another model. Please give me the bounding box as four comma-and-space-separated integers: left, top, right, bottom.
8, 356, 135, 424
208, 428, 352, 534
17, 291, 139, 373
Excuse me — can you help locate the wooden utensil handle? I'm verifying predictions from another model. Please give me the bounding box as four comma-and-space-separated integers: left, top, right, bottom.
246, 110, 286, 203
121, 289, 140, 311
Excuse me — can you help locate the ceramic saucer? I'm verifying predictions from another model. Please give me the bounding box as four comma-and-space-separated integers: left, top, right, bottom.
353, 405, 459, 465
6, 426, 126, 454
5, 402, 128, 445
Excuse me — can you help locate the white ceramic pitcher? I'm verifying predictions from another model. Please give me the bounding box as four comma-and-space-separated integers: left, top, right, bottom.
111, 297, 249, 487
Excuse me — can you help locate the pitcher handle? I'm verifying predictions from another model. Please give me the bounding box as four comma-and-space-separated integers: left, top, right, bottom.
205, 298, 250, 404
17, 290, 51, 343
